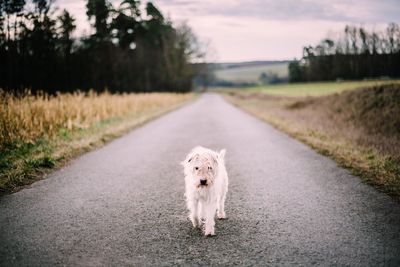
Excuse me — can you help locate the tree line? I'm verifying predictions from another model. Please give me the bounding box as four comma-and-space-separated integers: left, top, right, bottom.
289, 23, 400, 82
0, 0, 204, 93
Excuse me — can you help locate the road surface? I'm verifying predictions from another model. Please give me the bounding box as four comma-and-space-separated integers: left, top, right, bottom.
1, 94, 400, 266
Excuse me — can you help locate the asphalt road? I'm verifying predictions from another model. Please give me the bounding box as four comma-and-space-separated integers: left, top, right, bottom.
1, 93, 400, 266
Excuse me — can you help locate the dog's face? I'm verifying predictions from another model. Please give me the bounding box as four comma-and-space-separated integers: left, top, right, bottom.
186, 152, 218, 188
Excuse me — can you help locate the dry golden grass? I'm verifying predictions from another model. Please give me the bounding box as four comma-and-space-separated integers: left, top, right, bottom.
0, 90, 191, 147
0, 90, 194, 193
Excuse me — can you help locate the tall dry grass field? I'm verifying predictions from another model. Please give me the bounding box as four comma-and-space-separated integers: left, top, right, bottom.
0, 90, 193, 193
0, 90, 191, 147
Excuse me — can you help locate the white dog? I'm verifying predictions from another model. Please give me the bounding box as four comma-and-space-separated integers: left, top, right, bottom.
182, 146, 229, 236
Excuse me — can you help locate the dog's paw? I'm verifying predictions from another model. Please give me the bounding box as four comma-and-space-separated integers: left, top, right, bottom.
204, 230, 215, 236
204, 226, 215, 236
191, 220, 199, 228
217, 212, 226, 220
189, 216, 199, 228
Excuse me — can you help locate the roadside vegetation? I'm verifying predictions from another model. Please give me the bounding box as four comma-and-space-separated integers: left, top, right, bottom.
0, 90, 194, 194
289, 23, 400, 82
223, 82, 400, 199
0, 0, 205, 93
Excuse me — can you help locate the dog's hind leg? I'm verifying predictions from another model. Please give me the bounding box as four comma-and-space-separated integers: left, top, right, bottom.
188, 199, 199, 228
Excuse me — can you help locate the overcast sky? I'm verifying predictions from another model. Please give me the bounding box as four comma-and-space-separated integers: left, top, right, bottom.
58, 0, 400, 62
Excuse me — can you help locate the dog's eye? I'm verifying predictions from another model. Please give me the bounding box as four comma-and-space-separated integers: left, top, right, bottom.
195, 167, 199, 170
208, 166, 212, 170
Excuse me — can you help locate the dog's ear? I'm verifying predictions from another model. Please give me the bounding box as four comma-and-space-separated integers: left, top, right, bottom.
216, 149, 226, 161
219, 149, 226, 159
188, 154, 196, 162
185, 153, 199, 164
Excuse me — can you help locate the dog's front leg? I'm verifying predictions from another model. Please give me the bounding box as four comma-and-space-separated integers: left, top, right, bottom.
198, 201, 206, 223
204, 202, 216, 236
187, 198, 199, 228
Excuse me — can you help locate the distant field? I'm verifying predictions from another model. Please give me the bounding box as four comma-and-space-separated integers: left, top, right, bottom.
246, 80, 400, 96
214, 62, 289, 83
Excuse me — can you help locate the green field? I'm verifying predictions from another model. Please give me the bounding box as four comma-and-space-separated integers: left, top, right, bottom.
215, 62, 289, 83
245, 80, 400, 97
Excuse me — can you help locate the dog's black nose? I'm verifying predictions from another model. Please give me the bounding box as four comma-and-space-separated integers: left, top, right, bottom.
200, 179, 207, 185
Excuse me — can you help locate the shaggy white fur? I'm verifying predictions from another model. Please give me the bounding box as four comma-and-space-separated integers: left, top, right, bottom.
182, 146, 229, 236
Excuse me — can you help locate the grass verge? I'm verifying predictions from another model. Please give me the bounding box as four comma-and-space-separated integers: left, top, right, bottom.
241, 79, 400, 96
0, 91, 195, 194
223, 84, 400, 200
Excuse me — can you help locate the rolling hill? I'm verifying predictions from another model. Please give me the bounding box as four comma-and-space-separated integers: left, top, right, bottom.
213, 61, 290, 85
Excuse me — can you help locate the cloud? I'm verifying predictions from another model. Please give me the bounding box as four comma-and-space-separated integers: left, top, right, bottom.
156, 0, 400, 23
